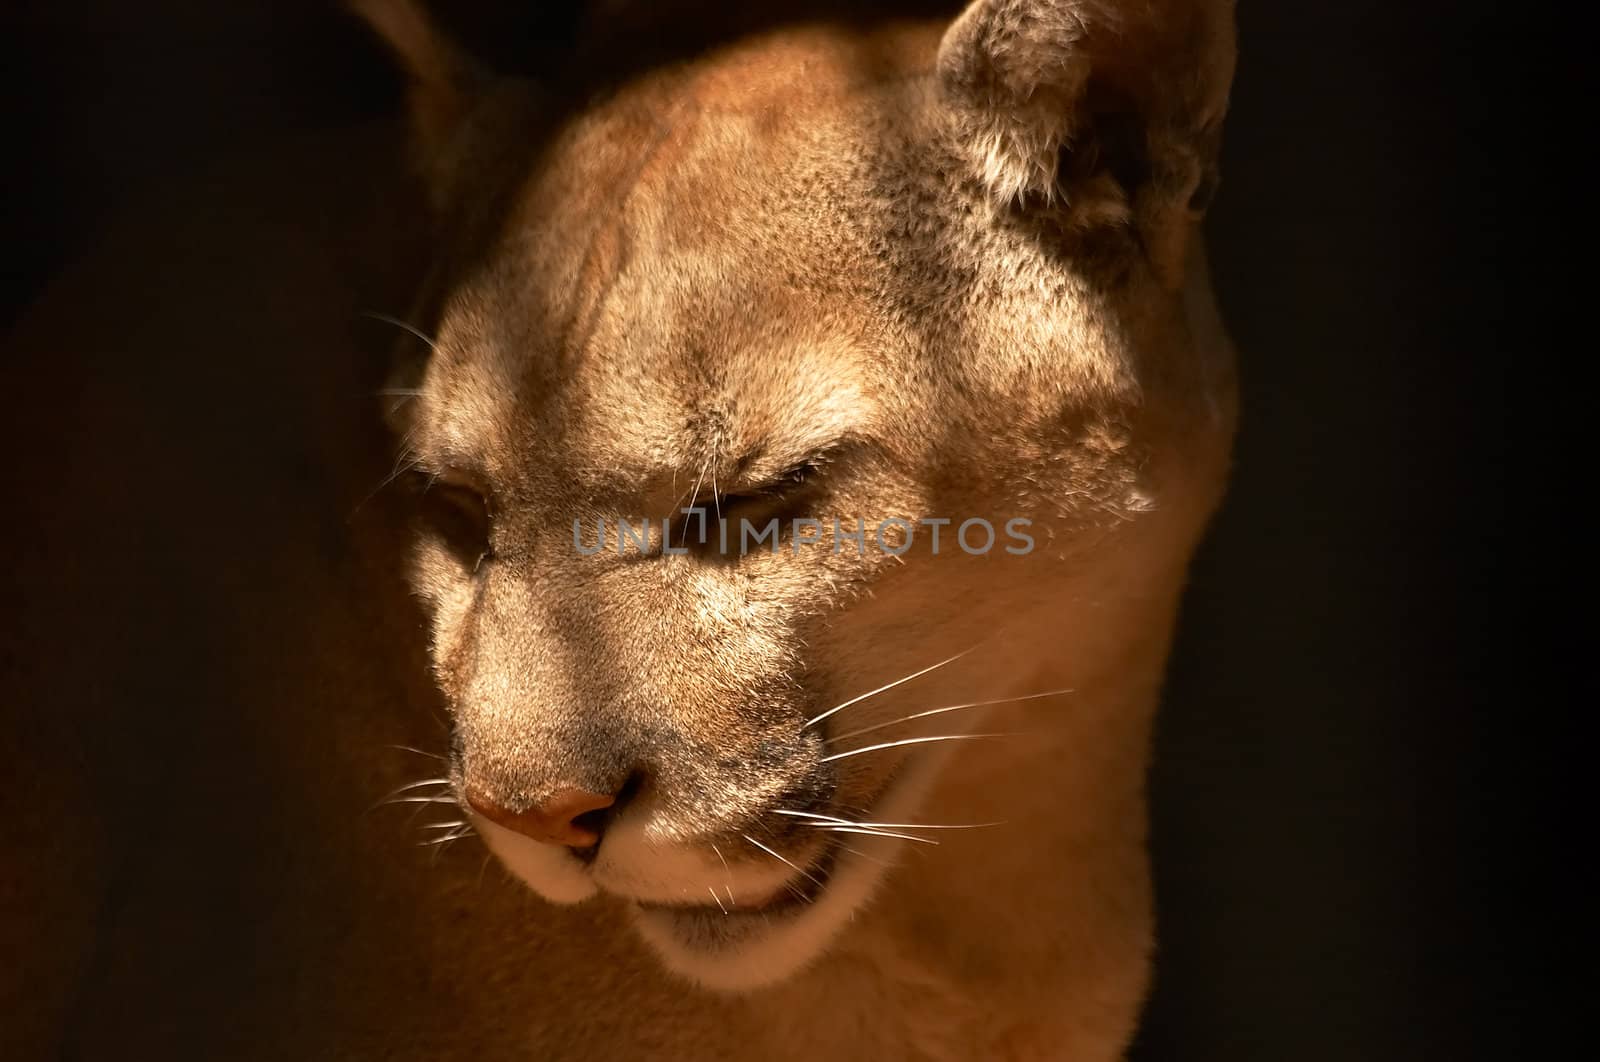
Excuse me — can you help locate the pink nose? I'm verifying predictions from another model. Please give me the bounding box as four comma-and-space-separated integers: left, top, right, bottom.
465, 786, 617, 847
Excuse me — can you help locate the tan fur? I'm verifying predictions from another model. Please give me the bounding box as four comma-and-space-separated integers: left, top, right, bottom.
2, 2, 1236, 1058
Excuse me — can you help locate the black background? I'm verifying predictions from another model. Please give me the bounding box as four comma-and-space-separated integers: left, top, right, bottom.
1, 1, 1512, 1057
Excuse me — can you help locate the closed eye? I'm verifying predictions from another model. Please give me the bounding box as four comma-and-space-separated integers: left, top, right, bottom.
409, 469, 493, 571
673, 459, 826, 554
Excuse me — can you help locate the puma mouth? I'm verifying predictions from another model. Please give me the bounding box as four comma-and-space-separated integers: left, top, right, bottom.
618, 763, 948, 990
472, 767, 937, 989
634, 838, 840, 921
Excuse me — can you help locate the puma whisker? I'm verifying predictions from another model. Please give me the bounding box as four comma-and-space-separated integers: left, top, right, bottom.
802, 647, 976, 730
821, 686, 1076, 746
816, 732, 1022, 764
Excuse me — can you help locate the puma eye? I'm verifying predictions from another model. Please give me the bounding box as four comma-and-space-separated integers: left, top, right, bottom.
673, 460, 824, 552
412, 472, 493, 571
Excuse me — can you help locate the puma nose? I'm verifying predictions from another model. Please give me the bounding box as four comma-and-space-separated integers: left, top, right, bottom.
465, 786, 617, 848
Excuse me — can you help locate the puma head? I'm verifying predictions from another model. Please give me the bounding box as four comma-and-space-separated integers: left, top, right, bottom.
353, 0, 1236, 990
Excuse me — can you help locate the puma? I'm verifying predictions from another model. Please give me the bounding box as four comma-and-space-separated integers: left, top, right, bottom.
1, 1, 1236, 1057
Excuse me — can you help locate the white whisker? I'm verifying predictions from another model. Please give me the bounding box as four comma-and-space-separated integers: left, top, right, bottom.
812, 825, 939, 845
772, 809, 1003, 831
370, 778, 451, 811
362, 311, 438, 349
674, 455, 711, 550
711, 844, 737, 909
804, 647, 975, 731
708, 886, 729, 915
742, 834, 825, 890
351, 439, 425, 517
771, 809, 855, 825
782, 881, 813, 905
818, 732, 1017, 764
390, 778, 451, 792
825, 687, 1073, 746
418, 825, 473, 847
386, 744, 444, 760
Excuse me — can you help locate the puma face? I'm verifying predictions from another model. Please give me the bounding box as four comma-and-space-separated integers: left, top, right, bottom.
364, 0, 1236, 990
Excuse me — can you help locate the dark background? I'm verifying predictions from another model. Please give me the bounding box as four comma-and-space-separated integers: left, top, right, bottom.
1, 1, 1511, 1057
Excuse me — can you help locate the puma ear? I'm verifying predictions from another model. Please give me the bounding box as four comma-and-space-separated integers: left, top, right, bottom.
347, 0, 487, 201
936, 0, 1097, 208
937, 0, 1236, 261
